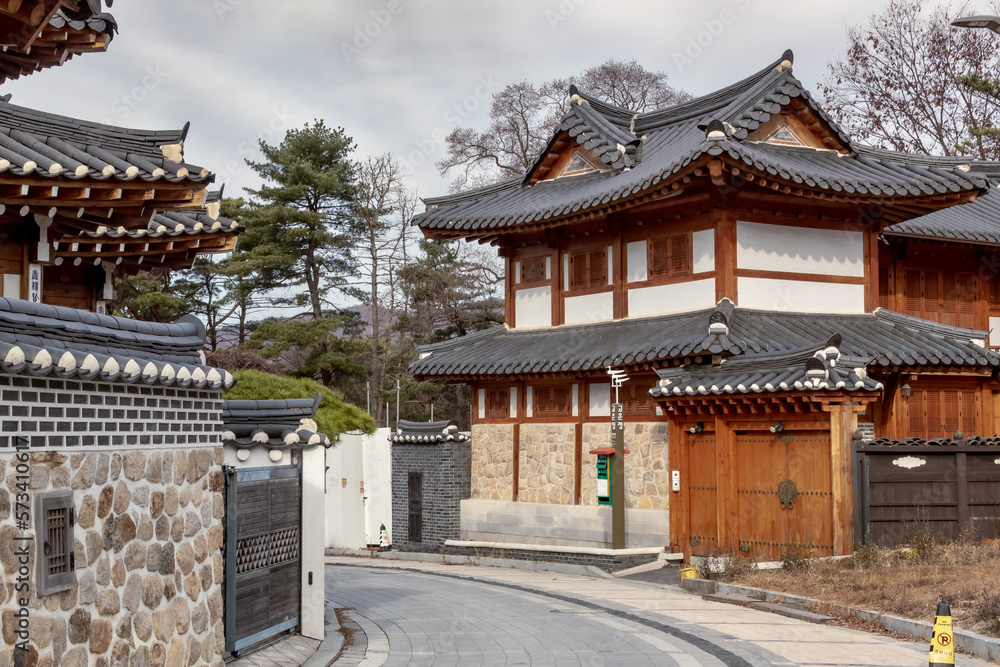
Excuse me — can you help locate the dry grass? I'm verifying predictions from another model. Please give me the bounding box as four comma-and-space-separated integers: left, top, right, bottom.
716, 531, 1000, 638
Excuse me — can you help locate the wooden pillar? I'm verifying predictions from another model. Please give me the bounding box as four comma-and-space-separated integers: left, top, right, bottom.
667, 418, 688, 558
715, 211, 737, 303
573, 421, 582, 505
825, 402, 858, 556
714, 416, 737, 555
512, 423, 520, 502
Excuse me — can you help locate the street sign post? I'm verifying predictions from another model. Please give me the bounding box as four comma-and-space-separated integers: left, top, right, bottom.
607, 366, 628, 550
611, 400, 625, 549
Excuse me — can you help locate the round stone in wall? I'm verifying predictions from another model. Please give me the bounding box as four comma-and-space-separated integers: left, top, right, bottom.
268, 449, 282, 463
235, 449, 250, 462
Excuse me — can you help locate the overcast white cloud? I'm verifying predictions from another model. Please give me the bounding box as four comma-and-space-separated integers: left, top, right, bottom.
5, 0, 904, 201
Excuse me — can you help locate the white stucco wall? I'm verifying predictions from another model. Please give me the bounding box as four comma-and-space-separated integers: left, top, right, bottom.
627, 278, 715, 318
514, 285, 552, 328
736, 221, 865, 277
589, 382, 611, 417
737, 276, 866, 313
692, 228, 715, 274
361, 427, 393, 545
626, 241, 647, 282
564, 291, 614, 324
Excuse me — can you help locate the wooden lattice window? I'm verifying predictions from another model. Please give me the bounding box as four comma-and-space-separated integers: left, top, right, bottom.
649, 233, 691, 279
907, 387, 978, 439
622, 383, 654, 417
903, 269, 977, 329
533, 385, 571, 418
35, 490, 75, 595
878, 265, 891, 310
520, 257, 547, 285
486, 387, 509, 419
570, 248, 607, 291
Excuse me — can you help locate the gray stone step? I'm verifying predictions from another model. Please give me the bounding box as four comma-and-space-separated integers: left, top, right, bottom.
701, 593, 836, 625
749, 601, 835, 624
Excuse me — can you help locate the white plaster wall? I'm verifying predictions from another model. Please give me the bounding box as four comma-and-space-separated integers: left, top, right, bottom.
2, 274, 18, 298
325, 435, 367, 549
362, 427, 393, 545
589, 383, 611, 417
300, 445, 325, 640
738, 276, 866, 313
991, 316, 1000, 346
627, 278, 715, 318
736, 221, 865, 277
693, 228, 715, 274
514, 285, 552, 328
564, 291, 614, 324
626, 241, 646, 282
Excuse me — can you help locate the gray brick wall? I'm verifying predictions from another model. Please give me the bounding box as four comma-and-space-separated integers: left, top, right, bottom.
0, 373, 224, 449
391, 439, 471, 551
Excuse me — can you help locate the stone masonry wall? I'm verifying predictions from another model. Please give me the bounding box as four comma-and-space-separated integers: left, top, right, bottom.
580, 422, 669, 509
469, 424, 513, 501
517, 424, 576, 505
0, 375, 226, 667
391, 440, 471, 552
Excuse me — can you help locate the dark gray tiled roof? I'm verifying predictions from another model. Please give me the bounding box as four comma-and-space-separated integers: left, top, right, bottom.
650, 340, 882, 397
416, 52, 987, 235
0, 298, 234, 389
410, 300, 999, 380
885, 170, 1000, 245
862, 436, 1000, 446
0, 10, 117, 82
0, 99, 211, 183
221, 394, 332, 448
70, 209, 240, 241
390, 419, 469, 444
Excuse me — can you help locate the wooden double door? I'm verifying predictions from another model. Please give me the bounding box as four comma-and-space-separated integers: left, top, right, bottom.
681, 427, 835, 562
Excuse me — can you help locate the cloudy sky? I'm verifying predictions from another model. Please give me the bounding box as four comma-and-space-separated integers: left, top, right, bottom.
7, 0, 910, 201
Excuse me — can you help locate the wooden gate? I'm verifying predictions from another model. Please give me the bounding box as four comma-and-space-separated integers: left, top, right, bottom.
855, 442, 1000, 547
735, 430, 834, 561
224, 466, 301, 654
685, 432, 718, 557
408, 471, 423, 542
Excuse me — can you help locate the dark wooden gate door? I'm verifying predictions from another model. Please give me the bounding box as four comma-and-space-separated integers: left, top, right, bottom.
225, 466, 301, 654
686, 432, 718, 557
735, 430, 833, 562
408, 471, 423, 542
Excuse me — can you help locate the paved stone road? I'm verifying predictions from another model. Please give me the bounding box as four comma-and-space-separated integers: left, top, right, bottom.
325, 558, 995, 666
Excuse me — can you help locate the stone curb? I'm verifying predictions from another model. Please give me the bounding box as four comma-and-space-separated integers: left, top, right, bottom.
301, 603, 344, 667
682, 578, 1000, 663
324, 549, 613, 579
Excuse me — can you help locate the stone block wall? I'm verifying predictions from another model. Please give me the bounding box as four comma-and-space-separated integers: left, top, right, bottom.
581, 422, 669, 509
391, 440, 471, 552
0, 376, 226, 667
517, 424, 576, 505
469, 424, 513, 501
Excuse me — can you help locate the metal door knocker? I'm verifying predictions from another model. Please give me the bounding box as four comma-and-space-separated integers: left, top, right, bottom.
778, 478, 798, 509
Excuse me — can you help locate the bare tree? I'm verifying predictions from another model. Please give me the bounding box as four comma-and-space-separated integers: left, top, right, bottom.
822, 0, 1000, 158
352, 154, 418, 425
438, 58, 689, 191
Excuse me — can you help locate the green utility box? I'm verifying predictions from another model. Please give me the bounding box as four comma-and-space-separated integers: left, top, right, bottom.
595, 453, 611, 506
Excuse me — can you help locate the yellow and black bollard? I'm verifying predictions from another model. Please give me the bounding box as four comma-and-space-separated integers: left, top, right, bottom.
928, 597, 955, 665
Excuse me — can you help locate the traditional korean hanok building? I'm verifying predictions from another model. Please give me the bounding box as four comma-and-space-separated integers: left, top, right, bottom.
409, 50, 1000, 565
0, 4, 271, 667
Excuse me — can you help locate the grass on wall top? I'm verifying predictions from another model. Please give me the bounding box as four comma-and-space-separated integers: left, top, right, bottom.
223, 369, 376, 438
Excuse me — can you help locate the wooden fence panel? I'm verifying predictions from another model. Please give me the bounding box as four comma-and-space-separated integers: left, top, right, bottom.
856, 443, 1000, 547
